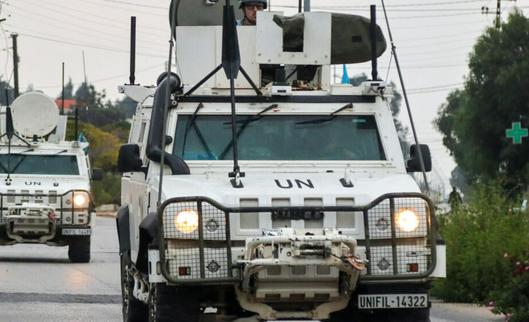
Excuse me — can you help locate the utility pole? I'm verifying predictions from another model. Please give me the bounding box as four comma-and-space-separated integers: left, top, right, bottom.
495, 0, 502, 29
11, 34, 19, 98
61, 62, 65, 115
82, 51, 87, 84
482, 0, 517, 29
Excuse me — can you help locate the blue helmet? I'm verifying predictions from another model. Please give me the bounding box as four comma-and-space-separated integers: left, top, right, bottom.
239, 0, 267, 9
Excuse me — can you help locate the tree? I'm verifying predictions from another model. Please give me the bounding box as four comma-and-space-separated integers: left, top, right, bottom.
74, 82, 106, 110
60, 78, 74, 99
115, 96, 137, 119
434, 11, 529, 193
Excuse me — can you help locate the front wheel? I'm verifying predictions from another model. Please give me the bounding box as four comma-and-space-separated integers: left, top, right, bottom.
120, 252, 148, 322
148, 284, 202, 322
68, 236, 91, 263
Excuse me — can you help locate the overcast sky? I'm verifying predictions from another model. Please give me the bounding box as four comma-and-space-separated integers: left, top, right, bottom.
1, 0, 528, 197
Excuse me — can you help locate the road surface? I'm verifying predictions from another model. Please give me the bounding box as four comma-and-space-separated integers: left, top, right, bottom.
0, 216, 505, 322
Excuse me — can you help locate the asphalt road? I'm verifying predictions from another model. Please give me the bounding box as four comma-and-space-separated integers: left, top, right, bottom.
0, 216, 505, 322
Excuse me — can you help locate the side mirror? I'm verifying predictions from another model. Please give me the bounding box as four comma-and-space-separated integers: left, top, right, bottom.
118, 144, 143, 173
407, 144, 432, 172
91, 168, 104, 181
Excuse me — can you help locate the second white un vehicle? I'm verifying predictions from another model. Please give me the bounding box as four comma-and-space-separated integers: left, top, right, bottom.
117, 0, 446, 321
0, 92, 100, 263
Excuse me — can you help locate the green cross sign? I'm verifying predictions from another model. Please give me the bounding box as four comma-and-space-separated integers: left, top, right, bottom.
506, 122, 528, 144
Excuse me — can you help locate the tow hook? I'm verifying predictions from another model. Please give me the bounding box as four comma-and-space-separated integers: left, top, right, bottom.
344, 255, 368, 271
132, 272, 149, 304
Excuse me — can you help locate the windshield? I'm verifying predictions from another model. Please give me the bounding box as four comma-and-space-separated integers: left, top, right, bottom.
0, 154, 80, 175
173, 115, 386, 161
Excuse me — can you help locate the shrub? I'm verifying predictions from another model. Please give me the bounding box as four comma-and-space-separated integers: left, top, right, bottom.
491, 255, 529, 322
432, 183, 529, 306
92, 173, 121, 206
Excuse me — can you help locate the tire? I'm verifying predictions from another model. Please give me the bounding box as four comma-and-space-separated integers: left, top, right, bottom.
149, 284, 202, 322
68, 236, 91, 263
120, 252, 148, 322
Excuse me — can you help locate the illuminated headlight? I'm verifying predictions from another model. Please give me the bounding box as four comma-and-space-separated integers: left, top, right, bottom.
73, 192, 90, 208
396, 209, 419, 232
174, 210, 199, 234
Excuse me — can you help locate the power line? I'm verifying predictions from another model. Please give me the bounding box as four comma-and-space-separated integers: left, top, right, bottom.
393, 18, 490, 30
396, 28, 485, 42
75, 0, 165, 17
8, 0, 167, 34
374, 0, 485, 7
380, 12, 482, 20
397, 35, 481, 49
396, 43, 474, 56
35, 62, 165, 90
102, 0, 166, 10
408, 82, 464, 92
273, 5, 483, 19
8, 31, 164, 58
3, 10, 166, 50
274, 0, 485, 10
3, 23, 164, 57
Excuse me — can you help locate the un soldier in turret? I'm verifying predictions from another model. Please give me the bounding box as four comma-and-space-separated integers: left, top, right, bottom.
238, 0, 266, 25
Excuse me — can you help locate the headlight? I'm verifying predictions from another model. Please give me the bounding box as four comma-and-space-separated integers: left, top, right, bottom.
396, 209, 419, 232
73, 192, 89, 208
174, 210, 199, 233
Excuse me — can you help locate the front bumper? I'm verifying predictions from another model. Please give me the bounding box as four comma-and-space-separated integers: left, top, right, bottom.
156, 193, 437, 319
0, 190, 93, 244
235, 230, 363, 320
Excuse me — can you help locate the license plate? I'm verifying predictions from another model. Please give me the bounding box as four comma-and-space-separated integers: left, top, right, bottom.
358, 294, 428, 309
62, 228, 91, 236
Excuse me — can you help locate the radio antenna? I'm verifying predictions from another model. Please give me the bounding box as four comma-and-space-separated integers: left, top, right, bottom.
380, 0, 430, 192
157, 7, 177, 206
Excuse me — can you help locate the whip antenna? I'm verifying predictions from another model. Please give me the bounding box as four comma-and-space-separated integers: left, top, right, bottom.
157, 7, 177, 206
380, 0, 430, 192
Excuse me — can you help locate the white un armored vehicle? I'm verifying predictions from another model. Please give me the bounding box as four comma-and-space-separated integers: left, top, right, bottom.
0, 92, 100, 263
117, 0, 446, 321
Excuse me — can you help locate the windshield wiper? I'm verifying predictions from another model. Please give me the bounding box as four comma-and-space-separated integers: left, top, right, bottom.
54, 149, 68, 155
0, 160, 8, 173
181, 103, 215, 159
218, 104, 278, 160
295, 103, 353, 125
19, 148, 34, 154
10, 154, 28, 174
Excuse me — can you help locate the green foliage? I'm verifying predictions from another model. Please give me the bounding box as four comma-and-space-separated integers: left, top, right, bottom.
80, 122, 121, 172
74, 82, 106, 109
61, 81, 131, 206
492, 259, 529, 322
115, 96, 137, 119
434, 11, 529, 191
60, 78, 74, 99
432, 182, 529, 306
91, 174, 121, 205
78, 105, 126, 127
103, 121, 130, 142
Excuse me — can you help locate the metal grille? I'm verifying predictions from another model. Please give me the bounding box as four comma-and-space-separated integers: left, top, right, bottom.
162, 201, 233, 282
0, 190, 92, 226
159, 194, 436, 284
363, 196, 432, 277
